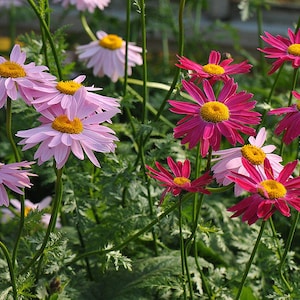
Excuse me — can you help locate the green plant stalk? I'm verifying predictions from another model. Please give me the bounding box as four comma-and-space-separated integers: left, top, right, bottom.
179, 198, 188, 300
288, 68, 299, 106
68, 193, 194, 265
139, 0, 148, 124
21, 167, 64, 275
278, 211, 299, 292
235, 221, 266, 300
155, 0, 185, 121
123, 0, 131, 95
27, 0, 63, 80
80, 12, 97, 41
256, 3, 266, 75
0, 241, 17, 299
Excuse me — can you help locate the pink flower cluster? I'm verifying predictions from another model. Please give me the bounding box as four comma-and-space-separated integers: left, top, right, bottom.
147, 27, 300, 225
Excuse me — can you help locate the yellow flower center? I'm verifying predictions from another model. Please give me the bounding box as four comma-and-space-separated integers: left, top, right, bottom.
296, 100, 300, 111
56, 80, 82, 95
24, 206, 32, 217
202, 63, 225, 75
99, 34, 123, 50
0, 61, 26, 78
258, 179, 287, 199
287, 43, 300, 56
241, 144, 266, 165
173, 177, 191, 186
200, 102, 229, 123
52, 115, 83, 134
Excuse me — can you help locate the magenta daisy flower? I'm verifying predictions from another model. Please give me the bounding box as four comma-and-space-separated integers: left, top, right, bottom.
169, 79, 261, 157
176, 50, 252, 84
227, 158, 300, 225
76, 31, 142, 82
0, 161, 35, 207
0, 44, 56, 107
268, 91, 300, 145
146, 156, 212, 205
16, 87, 119, 169
32, 74, 120, 117
53, 0, 110, 12
2, 197, 61, 228
258, 28, 300, 74
212, 127, 283, 196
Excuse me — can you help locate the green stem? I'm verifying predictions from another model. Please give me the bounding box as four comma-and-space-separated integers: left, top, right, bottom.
155, 0, 185, 121
27, 0, 63, 80
20, 167, 64, 275
80, 12, 97, 41
235, 221, 266, 300
279, 211, 299, 292
140, 0, 148, 124
68, 193, 193, 265
179, 198, 188, 299
256, 3, 266, 75
0, 241, 17, 299
123, 0, 131, 95
288, 68, 299, 106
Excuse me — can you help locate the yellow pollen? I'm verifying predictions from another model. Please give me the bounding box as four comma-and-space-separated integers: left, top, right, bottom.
258, 179, 287, 199
241, 144, 266, 165
56, 80, 82, 95
52, 115, 83, 134
99, 34, 123, 50
24, 206, 32, 217
173, 177, 191, 186
0, 61, 26, 78
296, 100, 300, 111
287, 43, 300, 56
200, 102, 229, 123
202, 63, 225, 75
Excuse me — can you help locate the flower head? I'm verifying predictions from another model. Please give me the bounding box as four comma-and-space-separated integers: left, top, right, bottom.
146, 156, 212, 205
2, 197, 61, 228
258, 28, 300, 74
16, 88, 119, 169
176, 50, 252, 84
53, 0, 110, 12
0, 44, 56, 107
169, 79, 260, 157
0, 161, 35, 207
32, 74, 120, 118
212, 127, 283, 196
268, 91, 300, 145
76, 31, 142, 82
227, 158, 300, 225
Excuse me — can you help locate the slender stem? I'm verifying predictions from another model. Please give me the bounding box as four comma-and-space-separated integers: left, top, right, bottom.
27, 0, 63, 80
68, 193, 193, 265
288, 68, 299, 106
179, 198, 188, 299
155, 0, 185, 121
235, 221, 266, 300
278, 211, 299, 292
20, 167, 64, 275
0, 241, 17, 299
140, 0, 148, 124
123, 0, 131, 95
80, 12, 97, 41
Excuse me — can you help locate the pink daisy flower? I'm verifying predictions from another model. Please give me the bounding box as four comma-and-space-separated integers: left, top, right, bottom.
176, 50, 252, 84
169, 79, 261, 157
146, 156, 212, 205
212, 127, 283, 196
2, 197, 61, 228
0, 44, 56, 108
0, 161, 35, 207
32, 74, 120, 118
227, 158, 300, 225
258, 28, 300, 74
76, 31, 143, 82
53, 0, 110, 12
16, 87, 119, 169
268, 91, 300, 145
